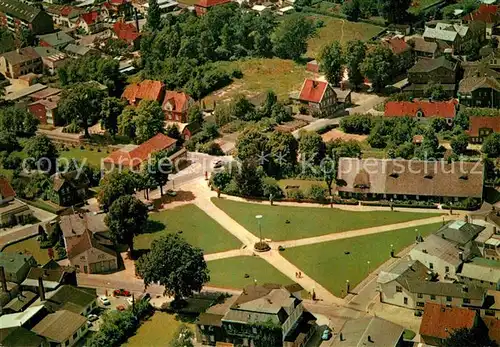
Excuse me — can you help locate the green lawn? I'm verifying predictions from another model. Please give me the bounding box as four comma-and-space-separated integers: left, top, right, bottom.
207, 256, 292, 289
212, 198, 441, 241
282, 223, 442, 297
306, 15, 384, 57
281, 223, 441, 296
134, 204, 241, 254
59, 148, 109, 168
124, 312, 193, 347
2, 236, 51, 265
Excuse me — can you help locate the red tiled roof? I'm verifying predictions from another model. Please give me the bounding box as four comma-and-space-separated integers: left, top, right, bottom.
122, 80, 164, 104
80, 11, 99, 25
196, 0, 231, 7
484, 317, 500, 344
384, 99, 457, 119
60, 6, 74, 16
110, 0, 127, 5
420, 303, 476, 339
104, 133, 177, 166
162, 91, 192, 112
0, 178, 15, 200
298, 79, 329, 104
464, 4, 500, 23
466, 116, 500, 137
113, 21, 140, 43
383, 37, 410, 55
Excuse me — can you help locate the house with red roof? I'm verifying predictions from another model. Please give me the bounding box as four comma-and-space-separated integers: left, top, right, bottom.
463, 4, 500, 39
384, 99, 458, 125
295, 78, 351, 117
77, 11, 103, 34
382, 36, 411, 55
195, 0, 231, 15
420, 303, 478, 346
162, 91, 195, 123
466, 116, 500, 144
0, 178, 33, 227
102, 0, 132, 17
28, 95, 61, 126
103, 133, 177, 170
122, 80, 165, 106
113, 20, 141, 49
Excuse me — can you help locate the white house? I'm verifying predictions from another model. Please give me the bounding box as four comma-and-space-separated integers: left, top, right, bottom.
458, 258, 500, 290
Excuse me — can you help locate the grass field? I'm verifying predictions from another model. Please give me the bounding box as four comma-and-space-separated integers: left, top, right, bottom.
3, 236, 51, 265
59, 148, 109, 168
124, 312, 193, 347
282, 222, 442, 297
211, 198, 441, 241
134, 204, 241, 254
204, 58, 312, 103
208, 256, 292, 289
306, 15, 384, 57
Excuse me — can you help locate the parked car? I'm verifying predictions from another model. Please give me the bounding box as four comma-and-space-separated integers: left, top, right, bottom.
113, 289, 131, 297
213, 160, 223, 169
127, 297, 134, 306
140, 293, 151, 301
145, 202, 155, 211
87, 314, 99, 322
166, 189, 177, 197
99, 296, 110, 306
321, 329, 332, 341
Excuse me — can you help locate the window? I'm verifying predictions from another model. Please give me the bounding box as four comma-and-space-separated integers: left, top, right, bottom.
200, 325, 205, 330
403, 297, 408, 305
430, 295, 436, 300
417, 302, 425, 307
73, 332, 78, 340
429, 263, 434, 270
446, 296, 452, 302
463, 298, 470, 304
396, 286, 403, 292
485, 310, 495, 316
445, 266, 449, 273
417, 293, 423, 298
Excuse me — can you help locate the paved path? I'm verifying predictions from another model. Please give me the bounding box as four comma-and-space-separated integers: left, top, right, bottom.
204, 248, 252, 261
275, 215, 453, 249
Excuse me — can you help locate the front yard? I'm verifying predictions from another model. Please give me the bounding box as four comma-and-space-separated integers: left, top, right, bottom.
282, 222, 442, 297
59, 147, 110, 168
207, 256, 292, 289
2, 236, 51, 264
211, 198, 441, 241
134, 204, 242, 254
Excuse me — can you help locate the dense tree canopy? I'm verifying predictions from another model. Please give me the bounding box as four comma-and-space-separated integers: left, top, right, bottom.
24, 135, 59, 173
100, 97, 126, 137
98, 171, 140, 209
361, 45, 394, 92
271, 14, 316, 61
319, 41, 344, 86
136, 233, 210, 300
378, 0, 411, 23
0, 106, 38, 136
345, 40, 367, 88
482, 132, 500, 158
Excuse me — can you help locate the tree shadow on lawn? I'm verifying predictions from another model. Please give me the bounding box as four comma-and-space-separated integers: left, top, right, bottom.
143, 220, 166, 234
152, 190, 196, 207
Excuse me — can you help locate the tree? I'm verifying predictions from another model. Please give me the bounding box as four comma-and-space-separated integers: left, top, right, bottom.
430, 117, 449, 133
235, 160, 264, 197
24, 135, 58, 173
198, 141, 224, 155
17, 27, 36, 47
134, 100, 165, 143
100, 97, 125, 137
0, 131, 19, 152
319, 41, 344, 86
416, 128, 441, 159
187, 104, 204, 124
340, 114, 372, 134
268, 131, 298, 177
424, 82, 449, 101
271, 14, 316, 61
117, 107, 137, 139
388, 141, 415, 159
271, 102, 292, 123
454, 112, 469, 130
136, 234, 209, 300
147, 0, 161, 31
260, 90, 278, 118
342, 0, 361, 21
451, 133, 469, 155
361, 45, 393, 92
299, 131, 326, 165
461, 39, 482, 61
170, 325, 194, 347
98, 171, 139, 209
233, 94, 257, 121
165, 123, 183, 143
144, 150, 171, 196
236, 126, 270, 164
345, 40, 367, 88
59, 84, 106, 137
0, 106, 39, 136
482, 132, 500, 157
440, 327, 496, 347
0, 27, 15, 54
378, 0, 411, 24
105, 195, 148, 256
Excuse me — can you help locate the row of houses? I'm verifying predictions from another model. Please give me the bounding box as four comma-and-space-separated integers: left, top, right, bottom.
0, 253, 98, 347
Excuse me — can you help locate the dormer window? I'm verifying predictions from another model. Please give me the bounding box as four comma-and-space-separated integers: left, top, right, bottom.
389, 172, 399, 178
416, 110, 423, 118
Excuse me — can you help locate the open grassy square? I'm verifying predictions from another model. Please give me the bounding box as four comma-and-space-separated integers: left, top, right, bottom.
59, 148, 109, 168
306, 15, 384, 57
212, 198, 441, 241
3, 236, 51, 265
207, 256, 292, 289
124, 312, 193, 347
282, 223, 442, 297
134, 204, 241, 254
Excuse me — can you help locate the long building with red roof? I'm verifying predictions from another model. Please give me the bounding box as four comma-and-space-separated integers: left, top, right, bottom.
121, 80, 165, 106
466, 116, 500, 143
384, 99, 458, 125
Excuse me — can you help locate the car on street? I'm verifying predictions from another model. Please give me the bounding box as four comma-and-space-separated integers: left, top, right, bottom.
213, 160, 224, 169
99, 296, 110, 306
113, 289, 131, 297
321, 329, 332, 341
127, 297, 134, 306
166, 189, 177, 197
87, 314, 99, 322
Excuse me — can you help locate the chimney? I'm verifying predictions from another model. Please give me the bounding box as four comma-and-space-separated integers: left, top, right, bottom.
312, 80, 318, 88
134, 8, 140, 32
459, 251, 464, 262
368, 335, 373, 343
0, 266, 7, 292
38, 276, 46, 301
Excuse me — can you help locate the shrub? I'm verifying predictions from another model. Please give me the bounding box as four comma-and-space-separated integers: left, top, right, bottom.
299, 105, 308, 114
222, 179, 240, 196
340, 114, 373, 134
287, 189, 304, 200
307, 184, 327, 202
254, 241, 271, 252
262, 177, 284, 199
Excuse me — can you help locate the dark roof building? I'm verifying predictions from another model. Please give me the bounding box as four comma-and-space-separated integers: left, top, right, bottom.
38, 31, 75, 50
330, 316, 404, 347
34, 284, 97, 315
0, 327, 45, 347
0, 0, 54, 34
434, 220, 485, 246
31, 310, 87, 346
